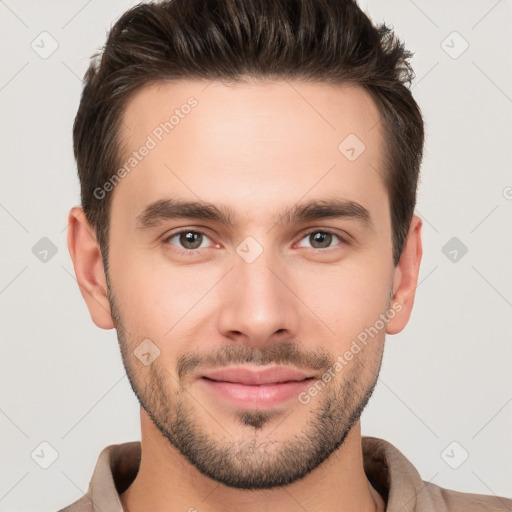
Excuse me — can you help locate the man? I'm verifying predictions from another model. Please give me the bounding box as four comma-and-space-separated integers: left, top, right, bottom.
60, 0, 511, 511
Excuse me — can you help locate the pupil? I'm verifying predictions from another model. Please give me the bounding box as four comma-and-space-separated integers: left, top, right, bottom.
312, 232, 331, 248
181, 231, 201, 249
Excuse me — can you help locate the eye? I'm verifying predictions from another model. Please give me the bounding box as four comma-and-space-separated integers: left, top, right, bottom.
162, 228, 347, 254
163, 230, 214, 252
297, 230, 344, 250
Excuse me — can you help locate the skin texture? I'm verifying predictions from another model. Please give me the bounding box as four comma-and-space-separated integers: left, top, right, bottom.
67, 79, 422, 512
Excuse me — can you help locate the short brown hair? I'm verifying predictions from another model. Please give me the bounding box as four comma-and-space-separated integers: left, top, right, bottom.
73, 0, 424, 271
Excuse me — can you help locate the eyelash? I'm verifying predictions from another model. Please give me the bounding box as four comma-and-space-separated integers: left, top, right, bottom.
162, 228, 348, 256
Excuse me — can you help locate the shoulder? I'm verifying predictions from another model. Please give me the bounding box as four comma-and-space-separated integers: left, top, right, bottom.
423, 481, 512, 511
56, 494, 93, 512
56, 441, 140, 512
362, 436, 511, 512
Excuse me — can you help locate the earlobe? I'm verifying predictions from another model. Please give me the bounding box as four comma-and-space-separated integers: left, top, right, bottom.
386, 215, 423, 335
67, 206, 114, 330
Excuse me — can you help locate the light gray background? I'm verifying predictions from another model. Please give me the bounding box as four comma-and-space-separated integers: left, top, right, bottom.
1, 1, 511, 511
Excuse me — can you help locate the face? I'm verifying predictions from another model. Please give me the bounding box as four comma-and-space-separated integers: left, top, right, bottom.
84, 79, 416, 489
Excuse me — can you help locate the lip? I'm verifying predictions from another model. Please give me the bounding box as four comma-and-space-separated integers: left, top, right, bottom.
201, 366, 314, 385
197, 366, 316, 409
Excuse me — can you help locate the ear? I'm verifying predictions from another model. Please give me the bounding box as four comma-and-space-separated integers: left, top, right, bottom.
67, 206, 114, 330
386, 215, 423, 335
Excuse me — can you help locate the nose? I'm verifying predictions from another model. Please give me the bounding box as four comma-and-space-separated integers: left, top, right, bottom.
216, 248, 301, 348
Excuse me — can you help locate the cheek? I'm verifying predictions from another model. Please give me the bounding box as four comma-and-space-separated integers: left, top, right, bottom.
109, 246, 222, 342
293, 253, 392, 348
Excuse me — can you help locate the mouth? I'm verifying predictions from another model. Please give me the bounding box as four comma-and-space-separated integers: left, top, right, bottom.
197, 366, 317, 409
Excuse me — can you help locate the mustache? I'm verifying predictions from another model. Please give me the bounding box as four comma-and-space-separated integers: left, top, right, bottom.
176, 341, 334, 381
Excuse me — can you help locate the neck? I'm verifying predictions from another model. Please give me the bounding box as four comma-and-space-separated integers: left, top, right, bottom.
120, 409, 385, 512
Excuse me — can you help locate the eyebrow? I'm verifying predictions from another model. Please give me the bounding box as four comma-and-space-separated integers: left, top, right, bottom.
136, 197, 373, 230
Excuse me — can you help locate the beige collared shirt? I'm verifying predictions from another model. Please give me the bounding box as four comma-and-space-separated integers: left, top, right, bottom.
57, 436, 511, 511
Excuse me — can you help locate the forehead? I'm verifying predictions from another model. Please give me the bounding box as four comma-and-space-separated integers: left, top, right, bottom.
121, 79, 383, 151
114, 79, 387, 225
